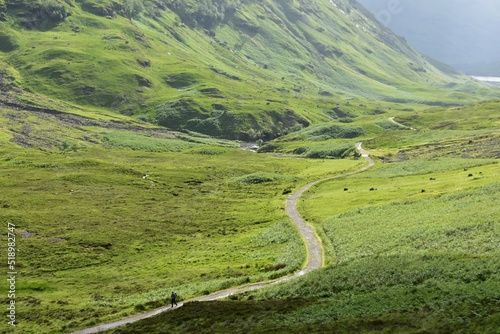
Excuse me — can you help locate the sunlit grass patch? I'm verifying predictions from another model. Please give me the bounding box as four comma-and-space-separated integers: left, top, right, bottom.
320, 182, 500, 264
359, 158, 497, 178
300, 159, 499, 224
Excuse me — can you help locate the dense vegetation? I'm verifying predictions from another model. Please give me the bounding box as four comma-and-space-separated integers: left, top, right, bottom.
0, 95, 498, 333
161, 0, 245, 29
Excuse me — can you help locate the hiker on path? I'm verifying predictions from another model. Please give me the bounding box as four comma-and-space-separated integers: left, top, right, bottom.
171, 292, 177, 307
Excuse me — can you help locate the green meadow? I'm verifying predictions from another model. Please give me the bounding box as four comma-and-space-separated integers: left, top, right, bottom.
0, 104, 366, 333
0, 100, 498, 334
0, 94, 498, 334
102, 102, 500, 333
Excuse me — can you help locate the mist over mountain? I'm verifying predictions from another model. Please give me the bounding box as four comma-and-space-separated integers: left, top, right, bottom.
357, 0, 500, 75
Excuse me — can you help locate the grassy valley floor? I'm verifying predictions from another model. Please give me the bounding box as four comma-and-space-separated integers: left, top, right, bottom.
102, 159, 500, 334
0, 103, 368, 333
99, 102, 500, 334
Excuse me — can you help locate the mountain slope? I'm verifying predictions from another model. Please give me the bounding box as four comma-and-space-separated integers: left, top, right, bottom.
0, 0, 496, 140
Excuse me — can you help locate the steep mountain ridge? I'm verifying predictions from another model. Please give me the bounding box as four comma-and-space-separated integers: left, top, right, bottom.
0, 0, 495, 139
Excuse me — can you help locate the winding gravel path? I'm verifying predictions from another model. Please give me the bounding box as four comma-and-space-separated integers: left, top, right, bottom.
70, 143, 374, 334
388, 116, 416, 130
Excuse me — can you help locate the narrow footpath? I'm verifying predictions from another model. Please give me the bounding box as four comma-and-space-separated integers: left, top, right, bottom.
388, 116, 416, 130
71, 142, 374, 334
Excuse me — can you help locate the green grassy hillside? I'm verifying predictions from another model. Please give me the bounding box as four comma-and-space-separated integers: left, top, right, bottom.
0, 0, 498, 140
103, 101, 500, 333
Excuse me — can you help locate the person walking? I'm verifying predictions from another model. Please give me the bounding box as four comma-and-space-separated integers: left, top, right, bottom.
171, 291, 177, 307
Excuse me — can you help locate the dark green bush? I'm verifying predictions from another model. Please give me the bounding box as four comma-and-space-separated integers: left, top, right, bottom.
164, 73, 199, 89
156, 105, 184, 129
185, 117, 221, 136
231, 172, 295, 185
122, 0, 143, 19
156, 100, 204, 131
5, 0, 70, 29
307, 124, 364, 141
0, 31, 18, 52
79, 0, 117, 17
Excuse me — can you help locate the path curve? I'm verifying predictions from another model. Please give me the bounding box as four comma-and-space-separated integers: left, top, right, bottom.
388, 116, 416, 130
71, 143, 374, 334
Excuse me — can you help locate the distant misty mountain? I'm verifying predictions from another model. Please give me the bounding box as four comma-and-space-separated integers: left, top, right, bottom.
357, 0, 500, 75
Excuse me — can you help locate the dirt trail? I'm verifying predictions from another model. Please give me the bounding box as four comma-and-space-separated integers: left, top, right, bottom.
388, 116, 416, 130
70, 142, 374, 334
